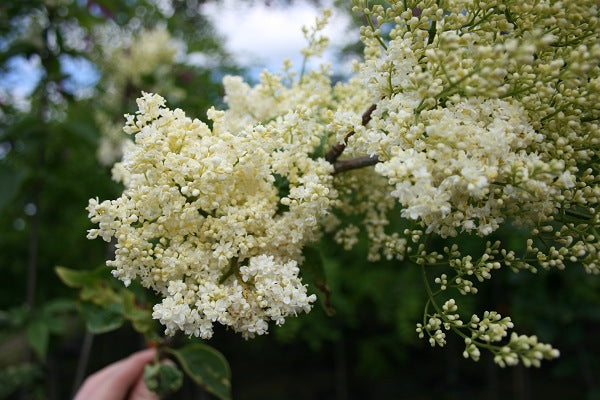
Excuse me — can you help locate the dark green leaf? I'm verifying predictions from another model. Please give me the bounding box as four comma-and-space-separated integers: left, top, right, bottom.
166, 344, 231, 400
40, 300, 75, 334
78, 302, 123, 334
143, 362, 183, 397
26, 321, 49, 360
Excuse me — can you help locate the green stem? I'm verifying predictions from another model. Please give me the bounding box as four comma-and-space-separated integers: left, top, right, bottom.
365, 1, 388, 51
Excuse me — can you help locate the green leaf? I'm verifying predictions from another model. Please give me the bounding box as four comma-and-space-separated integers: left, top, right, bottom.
78, 302, 124, 334
127, 308, 157, 339
122, 291, 157, 339
58, 265, 157, 337
302, 246, 335, 316
54, 266, 89, 288
79, 284, 122, 305
42, 298, 77, 315
40, 300, 75, 335
166, 344, 231, 400
26, 321, 49, 360
143, 362, 183, 397
54, 266, 110, 288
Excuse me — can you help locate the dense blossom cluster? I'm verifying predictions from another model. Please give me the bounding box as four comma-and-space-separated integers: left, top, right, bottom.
88, 89, 336, 338
93, 26, 185, 165
88, 1, 599, 366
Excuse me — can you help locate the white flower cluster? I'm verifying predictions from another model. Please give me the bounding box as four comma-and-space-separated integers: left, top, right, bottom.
496, 333, 561, 368
417, 298, 559, 367
94, 26, 186, 166
86, 2, 598, 367
152, 255, 316, 338
88, 91, 335, 338
372, 97, 568, 237
346, 0, 599, 266
98, 25, 183, 88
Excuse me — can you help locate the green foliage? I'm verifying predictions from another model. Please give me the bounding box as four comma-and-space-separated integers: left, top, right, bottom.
78, 302, 124, 335
0, 299, 76, 365
143, 361, 184, 397
25, 321, 48, 360
167, 344, 232, 400
55, 265, 112, 289
0, 363, 42, 399
55, 266, 157, 338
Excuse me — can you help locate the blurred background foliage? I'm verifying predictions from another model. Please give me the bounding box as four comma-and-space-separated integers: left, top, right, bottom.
0, 0, 599, 399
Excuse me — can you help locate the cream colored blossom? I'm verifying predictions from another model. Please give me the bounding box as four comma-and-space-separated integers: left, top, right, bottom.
88, 90, 335, 338
87, 3, 599, 367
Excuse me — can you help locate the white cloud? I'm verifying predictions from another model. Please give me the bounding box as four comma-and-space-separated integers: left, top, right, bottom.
202, 0, 356, 75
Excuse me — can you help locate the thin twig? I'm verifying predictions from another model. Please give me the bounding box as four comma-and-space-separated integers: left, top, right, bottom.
325, 104, 376, 164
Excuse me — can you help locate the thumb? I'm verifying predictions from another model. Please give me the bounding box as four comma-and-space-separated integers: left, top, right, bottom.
129, 374, 160, 400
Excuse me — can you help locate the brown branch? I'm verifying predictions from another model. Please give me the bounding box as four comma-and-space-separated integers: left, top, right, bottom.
333, 155, 380, 174
325, 104, 376, 164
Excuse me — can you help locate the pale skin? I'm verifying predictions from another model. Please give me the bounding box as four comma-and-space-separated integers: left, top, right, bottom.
74, 348, 159, 400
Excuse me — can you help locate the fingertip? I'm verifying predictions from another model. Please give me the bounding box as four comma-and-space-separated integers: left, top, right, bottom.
126, 348, 157, 365
103, 348, 157, 391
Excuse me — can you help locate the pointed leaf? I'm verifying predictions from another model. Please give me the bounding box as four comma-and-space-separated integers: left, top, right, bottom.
166, 344, 231, 400
26, 321, 49, 360
79, 302, 123, 334
55, 266, 112, 289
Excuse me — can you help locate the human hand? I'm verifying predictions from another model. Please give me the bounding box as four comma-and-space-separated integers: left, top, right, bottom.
74, 348, 159, 400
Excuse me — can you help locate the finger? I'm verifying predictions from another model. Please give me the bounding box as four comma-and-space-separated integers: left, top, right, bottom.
74, 348, 157, 400
103, 348, 158, 395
